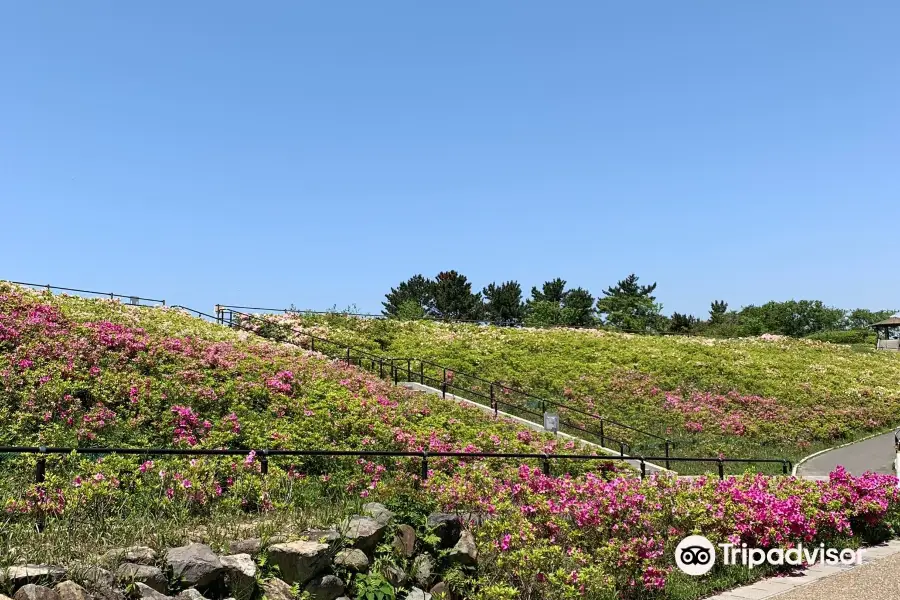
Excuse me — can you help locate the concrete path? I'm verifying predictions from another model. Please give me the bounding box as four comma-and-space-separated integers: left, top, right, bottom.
706, 541, 900, 600
797, 431, 897, 477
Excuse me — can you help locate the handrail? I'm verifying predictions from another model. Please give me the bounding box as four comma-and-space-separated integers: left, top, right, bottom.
4, 280, 165, 305
2, 446, 792, 481
221, 308, 672, 458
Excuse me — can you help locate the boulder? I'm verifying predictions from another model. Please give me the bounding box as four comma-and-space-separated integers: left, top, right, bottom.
448, 531, 477, 567
267, 541, 330, 585
115, 565, 167, 594
411, 554, 435, 587
14, 585, 59, 600
303, 575, 344, 600
173, 590, 206, 600
429, 582, 449, 598
219, 555, 256, 600
51, 582, 88, 600
131, 583, 171, 600
344, 517, 386, 555
226, 539, 261, 556
332, 549, 369, 573
165, 544, 223, 589
3, 566, 66, 590
381, 563, 407, 588
425, 514, 461, 548
362, 503, 395, 526
66, 565, 113, 589
393, 525, 416, 558
258, 578, 293, 600
100, 547, 157, 567
406, 588, 432, 600
299, 529, 341, 547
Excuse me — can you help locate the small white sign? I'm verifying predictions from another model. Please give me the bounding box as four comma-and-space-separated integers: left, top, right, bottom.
543, 412, 559, 433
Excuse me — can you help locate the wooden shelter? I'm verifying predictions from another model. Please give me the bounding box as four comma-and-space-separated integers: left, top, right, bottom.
873, 314, 900, 351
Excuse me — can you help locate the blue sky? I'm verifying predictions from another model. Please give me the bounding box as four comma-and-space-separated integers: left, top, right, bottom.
2, 2, 897, 316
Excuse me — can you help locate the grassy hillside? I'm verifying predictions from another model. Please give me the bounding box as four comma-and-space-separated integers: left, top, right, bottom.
4, 285, 900, 600
257, 314, 900, 463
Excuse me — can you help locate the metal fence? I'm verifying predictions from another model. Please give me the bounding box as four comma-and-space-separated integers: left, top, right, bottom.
4, 280, 165, 307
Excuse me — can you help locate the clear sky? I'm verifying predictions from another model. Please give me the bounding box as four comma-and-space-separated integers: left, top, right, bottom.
2, 2, 898, 316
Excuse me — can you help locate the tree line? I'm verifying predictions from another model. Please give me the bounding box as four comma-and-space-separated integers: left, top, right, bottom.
381, 271, 895, 339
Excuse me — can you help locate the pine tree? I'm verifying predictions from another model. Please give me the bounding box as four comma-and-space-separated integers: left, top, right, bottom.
382, 275, 435, 317
432, 270, 483, 321
483, 281, 525, 325
595, 274, 664, 332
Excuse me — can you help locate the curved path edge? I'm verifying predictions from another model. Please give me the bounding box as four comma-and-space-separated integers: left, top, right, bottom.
706, 540, 900, 600
792, 427, 899, 476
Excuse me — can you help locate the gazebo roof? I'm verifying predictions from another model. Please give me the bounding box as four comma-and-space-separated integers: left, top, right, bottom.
872, 313, 900, 327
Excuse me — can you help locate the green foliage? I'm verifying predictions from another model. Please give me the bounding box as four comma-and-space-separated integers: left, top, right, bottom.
395, 299, 426, 321
669, 312, 697, 334
709, 300, 728, 324
847, 308, 897, 329
595, 274, 664, 332
523, 301, 564, 328
736, 300, 845, 337
354, 572, 396, 600
560, 287, 595, 327
482, 281, 525, 325
382, 275, 434, 317
806, 329, 876, 345
529, 279, 567, 304
432, 271, 483, 321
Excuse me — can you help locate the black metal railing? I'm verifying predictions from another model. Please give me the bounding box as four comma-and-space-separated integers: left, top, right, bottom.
217, 308, 677, 464
6, 446, 793, 485
4, 280, 165, 307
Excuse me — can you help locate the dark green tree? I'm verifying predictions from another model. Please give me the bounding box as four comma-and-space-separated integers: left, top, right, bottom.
709, 300, 728, 324
523, 301, 564, 327
670, 312, 697, 333
737, 300, 845, 337
382, 274, 435, 317
595, 274, 664, 332
561, 287, 595, 327
432, 270, 483, 321
529, 278, 567, 304
846, 308, 896, 330
483, 281, 525, 325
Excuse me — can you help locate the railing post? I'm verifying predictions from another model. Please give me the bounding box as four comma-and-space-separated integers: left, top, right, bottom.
640, 457, 646, 480
260, 450, 269, 475
441, 368, 447, 398
490, 384, 496, 416
346, 347, 351, 366
619, 441, 625, 457
665, 440, 671, 471
542, 454, 551, 476
407, 359, 411, 381
393, 361, 399, 385
379, 358, 384, 378
36, 448, 46, 533
419, 361, 424, 384
311, 335, 315, 352
717, 459, 725, 480
782, 460, 788, 475
600, 420, 605, 447
421, 451, 429, 481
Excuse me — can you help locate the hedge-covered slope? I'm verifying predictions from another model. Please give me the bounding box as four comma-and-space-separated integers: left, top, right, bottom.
260, 314, 900, 461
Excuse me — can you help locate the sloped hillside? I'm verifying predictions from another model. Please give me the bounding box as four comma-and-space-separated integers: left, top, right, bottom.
256, 313, 900, 461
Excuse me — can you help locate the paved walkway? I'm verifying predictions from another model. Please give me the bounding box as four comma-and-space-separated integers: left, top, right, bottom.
707, 541, 900, 600
797, 431, 896, 477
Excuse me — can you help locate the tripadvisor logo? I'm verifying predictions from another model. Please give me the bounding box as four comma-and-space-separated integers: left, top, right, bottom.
675, 535, 864, 576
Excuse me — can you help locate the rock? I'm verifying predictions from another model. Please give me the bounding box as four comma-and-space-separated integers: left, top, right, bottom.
393, 525, 416, 558
165, 544, 223, 589
299, 529, 341, 547
131, 583, 171, 600
411, 554, 435, 587
429, 582, 449, 598
381, 564, 407, 588
406, 588, 431, 600
52, 582, 88, 600
3, 566, 66, 590
66, 565, 113, 589
332, 549, 369, 573
226, 539, 261, 556
267, 541, 330, 585
219, 555, 256, 600
173, 590, 206, 600
258, 578, 293, 600
344, 517, 386, 555
14, 585, 59, 600
426, 513, 461, 548
303, 575, 344, 600
100, 547, 157, 567
448, 531, 477, 567
362, 503, 395, 526
115, 564, 167, 594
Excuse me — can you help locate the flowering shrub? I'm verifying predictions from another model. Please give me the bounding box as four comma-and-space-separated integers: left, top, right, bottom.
270, 314, 900, 462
